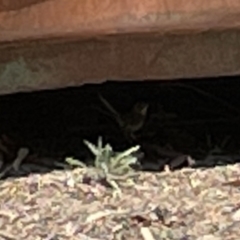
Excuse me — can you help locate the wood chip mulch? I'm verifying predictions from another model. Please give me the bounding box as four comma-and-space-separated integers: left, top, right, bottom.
0, 163, 240, 240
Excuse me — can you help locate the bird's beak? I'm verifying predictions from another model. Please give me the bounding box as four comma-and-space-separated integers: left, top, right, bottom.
141, 104, 149, 115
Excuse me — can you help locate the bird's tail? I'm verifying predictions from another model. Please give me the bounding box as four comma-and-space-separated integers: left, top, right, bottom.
98, 93, 122, 124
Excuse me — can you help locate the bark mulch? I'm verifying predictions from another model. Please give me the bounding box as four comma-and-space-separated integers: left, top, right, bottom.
0, 163, 239, 240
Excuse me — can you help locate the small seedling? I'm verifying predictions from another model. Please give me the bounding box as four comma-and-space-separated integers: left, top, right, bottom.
65, 137, 140, 197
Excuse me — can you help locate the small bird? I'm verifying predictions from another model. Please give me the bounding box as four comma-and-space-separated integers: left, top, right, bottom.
98, 94, 149, 140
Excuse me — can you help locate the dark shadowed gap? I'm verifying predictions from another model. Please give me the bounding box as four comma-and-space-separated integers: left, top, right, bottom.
0, 75, 240, 178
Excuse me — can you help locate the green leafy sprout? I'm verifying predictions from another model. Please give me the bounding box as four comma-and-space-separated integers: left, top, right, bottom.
65, 137, 140, 197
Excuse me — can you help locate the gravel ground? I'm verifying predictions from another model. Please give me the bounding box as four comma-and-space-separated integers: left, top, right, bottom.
0, 163, 240, 240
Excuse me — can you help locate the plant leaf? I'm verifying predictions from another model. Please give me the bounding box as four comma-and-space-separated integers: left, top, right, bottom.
84, 140, 100, 156
115, 146, 140, 162
65, 157, 86, 168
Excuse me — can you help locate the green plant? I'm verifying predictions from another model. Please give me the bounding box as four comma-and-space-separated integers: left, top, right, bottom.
65, 137, 140, 197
